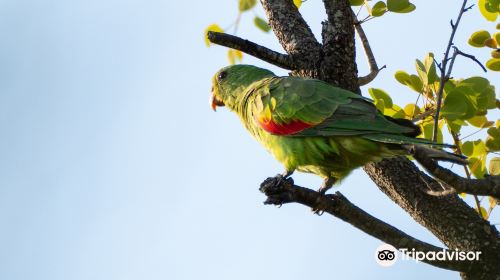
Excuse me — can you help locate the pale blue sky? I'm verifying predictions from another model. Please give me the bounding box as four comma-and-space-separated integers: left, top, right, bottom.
0, 0, 498, 279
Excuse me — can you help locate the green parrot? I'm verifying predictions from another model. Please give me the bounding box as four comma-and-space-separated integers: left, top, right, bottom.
210, 64, 459, 193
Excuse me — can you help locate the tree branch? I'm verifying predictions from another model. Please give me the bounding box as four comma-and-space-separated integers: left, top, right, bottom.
207, 31, 295, 70
410, 145, 500, 199
354, 17, 385, 86
259, 176, 473, 272
433, 0, 469, 142
260, 0, 321, 71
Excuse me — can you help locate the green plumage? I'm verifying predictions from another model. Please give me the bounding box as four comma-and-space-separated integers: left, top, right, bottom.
210, 64, 449, 191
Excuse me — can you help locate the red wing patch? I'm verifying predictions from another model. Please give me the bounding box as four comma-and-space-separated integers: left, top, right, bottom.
256, 117, 314, 135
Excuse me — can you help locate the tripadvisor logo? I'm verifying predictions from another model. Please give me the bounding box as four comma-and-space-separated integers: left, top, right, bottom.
400, 248, 482, 262
375, 244, 398, 267
375, 244, 482, 267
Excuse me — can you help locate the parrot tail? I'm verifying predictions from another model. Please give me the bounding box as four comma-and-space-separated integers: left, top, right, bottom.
386, 116, 421, 137
402, 145, 468, 165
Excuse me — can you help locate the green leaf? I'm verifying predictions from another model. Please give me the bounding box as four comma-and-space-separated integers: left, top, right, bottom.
384, 104, 405, 118
293, 0, 302, 8
447, 119, 462, 133
254, 16, 271, 32
404, 104, 420, 118
486, 137, 500, 151
472, 140, 488, 157
461, 141, 474, 156
486, 58, 500, 71
368, 88, 393, 108
467, 115, 492, 128
414, 54, 438, 86
409, 75, 423, 93
489, 157, 500, 175
387, 0, 415, 13
374, 98, 386, 112
239, 0, 256, 12
421, 122, 443, 143
459, 77, 496, 110
395, 70, 411, 85
441, 90, 476, 120
460, 77, 489, 92
394, 67, 427, 94
485, 0, 500, 12
488, 127, 500, 138
468, 30, 491, 47
386, 108, 405, 119
371, 1, 387, 17
424, 53, 439, 84
486, 127, 500, 151
397, 3, 415, 13
204, 24, 224, 46
469, 156, 487, 179
478, 86, 497, 110
479, 0, 498, 21
349, 0, 365, 6
415, 59, 428, 85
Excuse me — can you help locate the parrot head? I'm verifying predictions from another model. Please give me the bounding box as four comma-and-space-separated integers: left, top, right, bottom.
210, 64, 274, 112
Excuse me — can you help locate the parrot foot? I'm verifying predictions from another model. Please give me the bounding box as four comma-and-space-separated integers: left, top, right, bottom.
274, 170, 294, 186
318, 177, 336, 194
259, 174, 295, 206
311, 177, 336, 215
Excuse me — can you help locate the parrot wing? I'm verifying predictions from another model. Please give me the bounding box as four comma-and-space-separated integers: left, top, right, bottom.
250, 76, 443, 146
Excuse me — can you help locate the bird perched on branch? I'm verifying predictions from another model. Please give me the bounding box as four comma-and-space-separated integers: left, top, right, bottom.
210, 64, 464, 193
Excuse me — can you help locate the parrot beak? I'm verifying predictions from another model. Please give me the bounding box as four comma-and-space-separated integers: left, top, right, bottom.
210, 87, 224, 111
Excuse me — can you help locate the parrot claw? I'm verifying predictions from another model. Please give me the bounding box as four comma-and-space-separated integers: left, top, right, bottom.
259, 174, 295, 206
274, 173, 294, 186
311, 177, 336, 215
311, 208, 325, 216
317, 177, 336, 194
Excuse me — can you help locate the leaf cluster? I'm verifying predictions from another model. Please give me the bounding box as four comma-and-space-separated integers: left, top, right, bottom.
468, 0, 500, 71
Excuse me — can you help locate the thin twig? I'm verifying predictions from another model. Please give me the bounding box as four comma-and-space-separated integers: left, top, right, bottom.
451, 132, 484, 218
353, 13, 386, 86
456, 49, 488, 72
433, 0, 469, 142
207, 31, 295, 70
412, 109, 436, 122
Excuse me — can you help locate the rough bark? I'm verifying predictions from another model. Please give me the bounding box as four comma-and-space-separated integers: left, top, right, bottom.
321, 0, 358, 91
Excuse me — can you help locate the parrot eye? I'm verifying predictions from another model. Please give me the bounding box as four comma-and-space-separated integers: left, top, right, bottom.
217, 71, 227, 81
